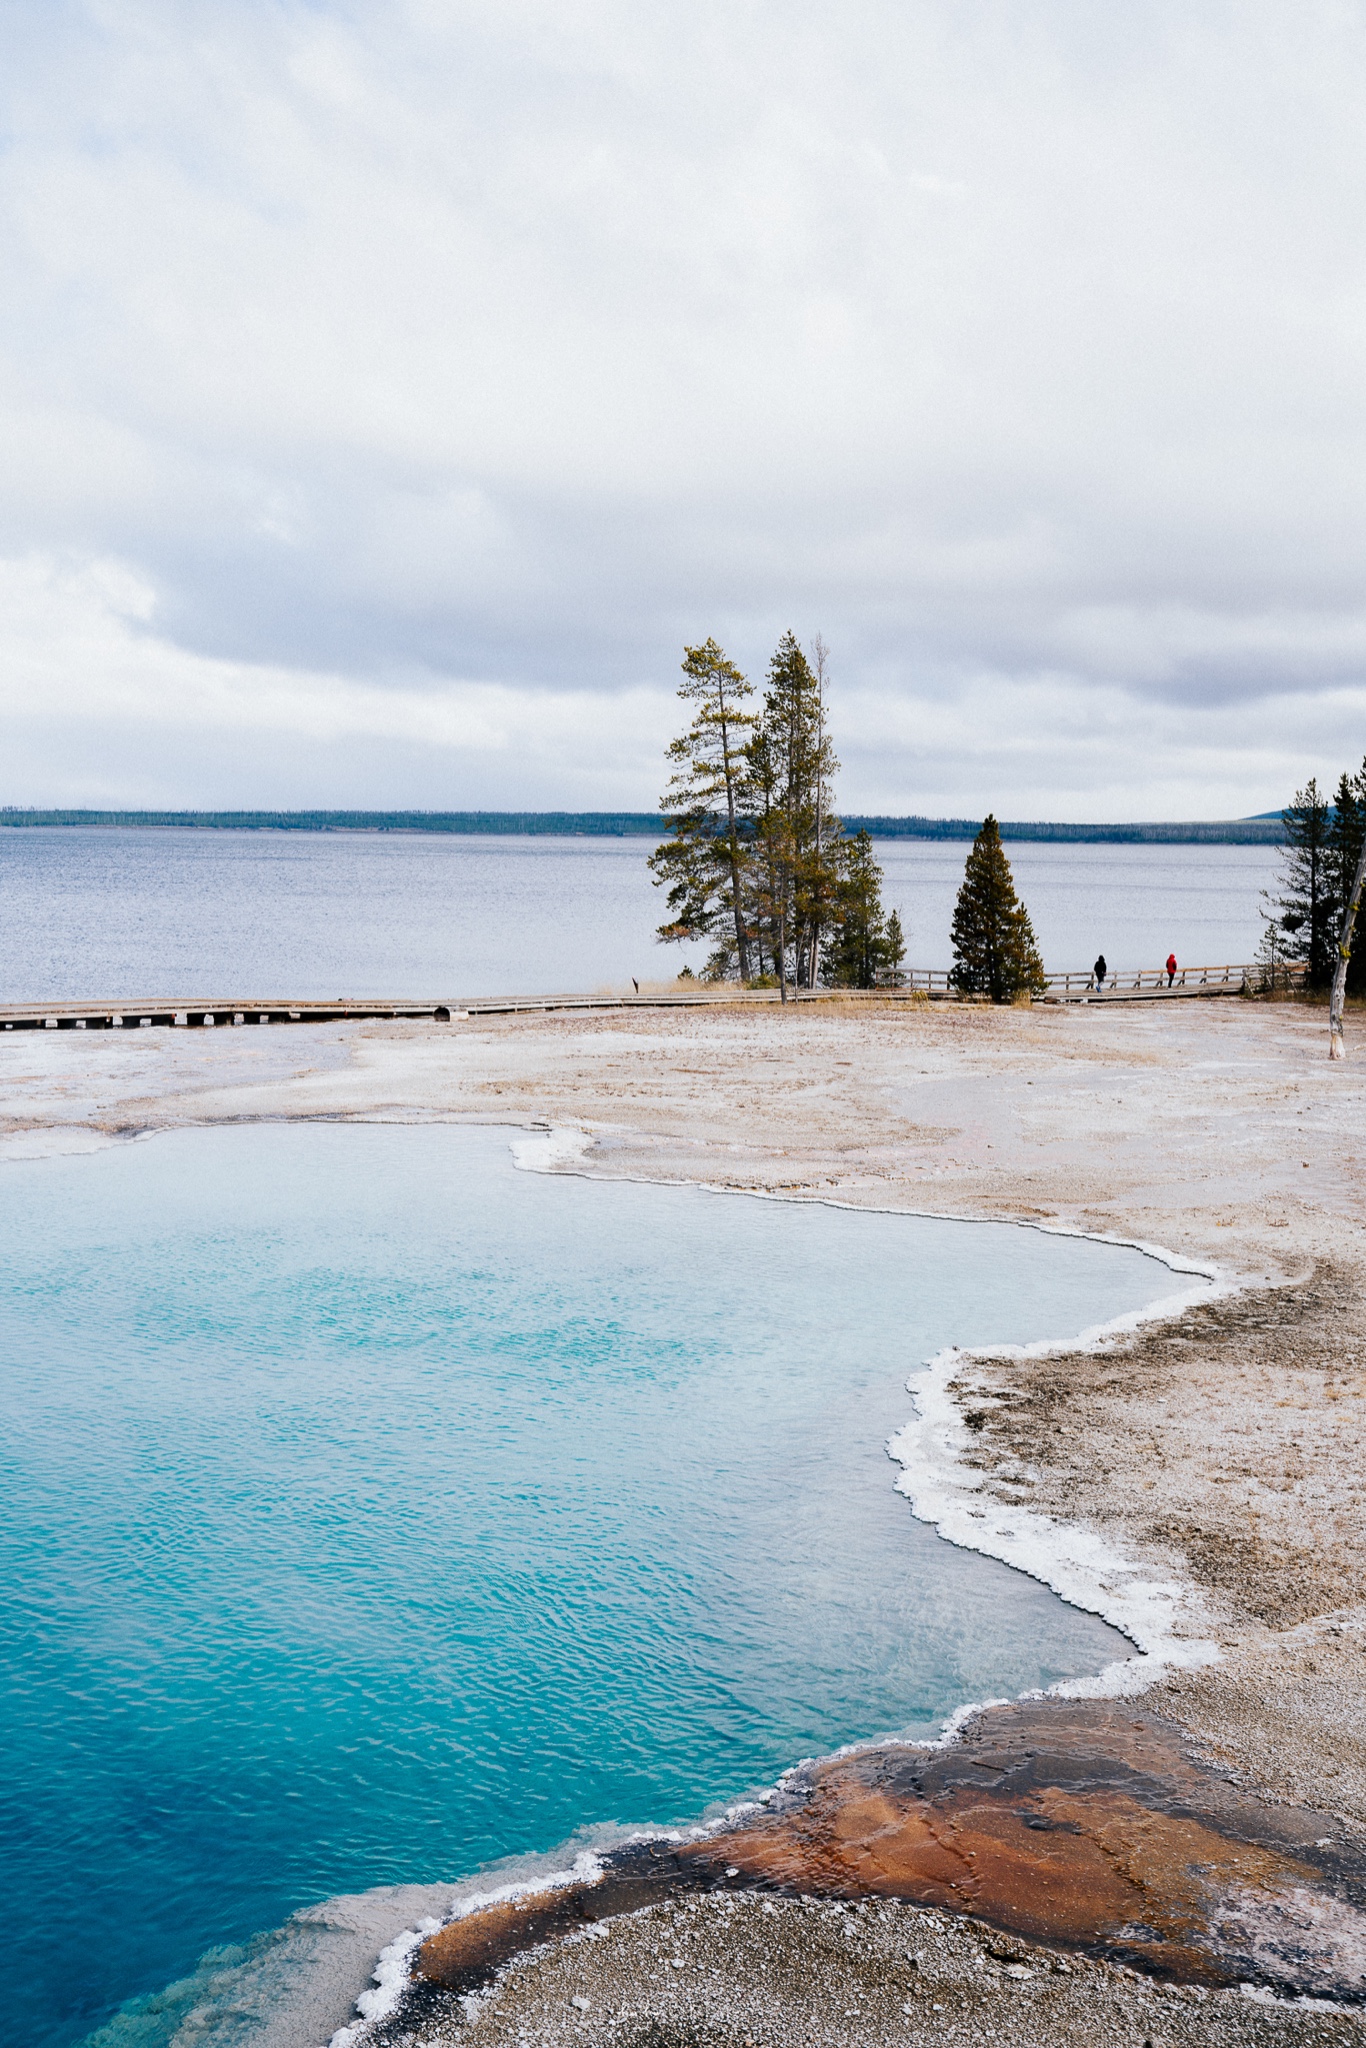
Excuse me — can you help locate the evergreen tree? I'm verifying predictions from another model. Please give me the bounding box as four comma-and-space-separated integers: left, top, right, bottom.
1266, 778, 1334, 990
744, 709, 792, 991
1328, 762, 1366, 997
885, 909, 907, 985
822, 830, 903, 988
649, 640, 756, 979
807, 633, 836, 988
1254, 911, 1295, 992
749, 632, 841, 992
1330, 772, 1366, 1055
950, 817, 1046, 1001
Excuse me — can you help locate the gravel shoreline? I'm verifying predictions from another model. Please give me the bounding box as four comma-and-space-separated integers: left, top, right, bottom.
372, 1894, 1366, 2046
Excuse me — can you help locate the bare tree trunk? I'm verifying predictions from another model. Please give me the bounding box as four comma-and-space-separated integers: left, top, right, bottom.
1329, 836, 1366, 1058
728, 840, 751, 984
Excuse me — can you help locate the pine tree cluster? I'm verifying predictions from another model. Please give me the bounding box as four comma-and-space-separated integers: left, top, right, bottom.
650, 637, 903, 991
1262, 762, 1366, 992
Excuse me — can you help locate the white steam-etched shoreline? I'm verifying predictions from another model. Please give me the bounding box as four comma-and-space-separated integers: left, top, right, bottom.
888, 1311, 1223, 1697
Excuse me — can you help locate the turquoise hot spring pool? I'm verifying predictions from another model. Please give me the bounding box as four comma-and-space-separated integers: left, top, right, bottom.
0, 1122, 1182, 2047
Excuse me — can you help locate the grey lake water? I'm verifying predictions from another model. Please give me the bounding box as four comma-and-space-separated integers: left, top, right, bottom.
0, 827, 1280, 1000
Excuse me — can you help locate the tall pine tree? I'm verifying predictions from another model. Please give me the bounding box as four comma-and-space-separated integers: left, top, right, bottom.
1266, 779, 1335, 990
1328, 761, 1366, 998
950, 817, 1046, 1001
745, 709, 793, 992
749, 631, 841, 992
648, 640, 756, 979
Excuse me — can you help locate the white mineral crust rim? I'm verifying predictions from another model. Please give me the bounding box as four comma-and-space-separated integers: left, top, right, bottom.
888, 1277, 1227, 1691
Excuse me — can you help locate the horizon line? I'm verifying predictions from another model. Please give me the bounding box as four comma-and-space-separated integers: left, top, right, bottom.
0, 806, 1286, 845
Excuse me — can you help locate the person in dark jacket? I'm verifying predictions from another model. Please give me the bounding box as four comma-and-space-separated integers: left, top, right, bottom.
1092, 953, 1107, 990
1166, 952, 1177, 987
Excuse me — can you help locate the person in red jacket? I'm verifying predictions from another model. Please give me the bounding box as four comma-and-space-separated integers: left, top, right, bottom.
1166, 952, 1177, 987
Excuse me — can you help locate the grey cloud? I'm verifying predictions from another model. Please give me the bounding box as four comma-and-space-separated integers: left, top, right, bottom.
1, 0, 1365, 807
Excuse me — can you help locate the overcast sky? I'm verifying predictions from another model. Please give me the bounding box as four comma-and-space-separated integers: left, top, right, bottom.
2, 0, 1366, 818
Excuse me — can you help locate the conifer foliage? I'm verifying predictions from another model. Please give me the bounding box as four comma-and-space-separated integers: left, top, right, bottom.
745, 632, 841, 993
1260, 760, 1366, 996
1329, 765, 1366, 998
822, 830, 906, 988
949, 816, 1046, 1001
1268, 779, 1334, 989
651, 634, 901, 991
647, 639, 757, 982
1262, 774, 1358, 991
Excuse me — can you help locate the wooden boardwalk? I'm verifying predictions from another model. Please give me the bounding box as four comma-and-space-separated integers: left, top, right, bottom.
0, 961, 1303, 1032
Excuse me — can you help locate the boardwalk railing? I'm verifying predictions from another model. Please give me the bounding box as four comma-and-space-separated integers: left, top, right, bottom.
0, 960, 1307, 1032
899, 961, 1303, 1000
1036, 960, 1305, 1002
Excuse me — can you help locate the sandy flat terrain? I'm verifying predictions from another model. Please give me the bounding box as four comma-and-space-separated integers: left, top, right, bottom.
7, 993, 1366, 2041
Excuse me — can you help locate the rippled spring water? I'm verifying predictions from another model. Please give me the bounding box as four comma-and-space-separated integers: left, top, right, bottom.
0, 1123, 1178, 2048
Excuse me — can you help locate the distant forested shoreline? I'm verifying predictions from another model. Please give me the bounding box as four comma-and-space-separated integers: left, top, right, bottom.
0, 807, 1285, 843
